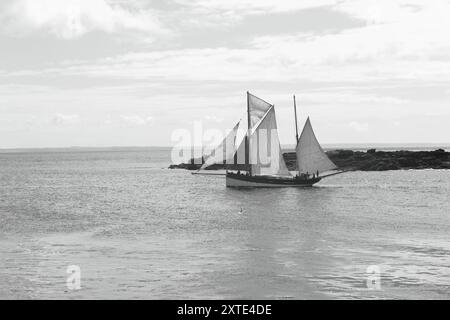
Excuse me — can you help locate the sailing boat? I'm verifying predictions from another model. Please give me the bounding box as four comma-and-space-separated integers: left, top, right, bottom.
198, 92, 342, 187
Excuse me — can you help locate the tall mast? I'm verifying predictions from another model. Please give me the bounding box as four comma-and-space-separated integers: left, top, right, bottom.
246, 91, 252, 175
293, 95, 299, 143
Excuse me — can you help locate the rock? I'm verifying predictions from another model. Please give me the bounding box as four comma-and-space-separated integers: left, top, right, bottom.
331, 149, 354, 159
397, 157, 417, 167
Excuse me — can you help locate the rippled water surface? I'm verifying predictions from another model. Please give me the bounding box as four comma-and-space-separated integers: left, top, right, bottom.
0, 148, 449, 299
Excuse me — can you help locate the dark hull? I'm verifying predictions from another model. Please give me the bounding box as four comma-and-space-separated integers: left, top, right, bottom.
226, 173, 321, 188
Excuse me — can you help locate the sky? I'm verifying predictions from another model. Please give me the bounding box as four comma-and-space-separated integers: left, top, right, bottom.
0, 0, 449, 148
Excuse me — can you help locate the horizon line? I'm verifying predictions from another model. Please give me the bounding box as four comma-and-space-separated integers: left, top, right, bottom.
1, 142, 450, 151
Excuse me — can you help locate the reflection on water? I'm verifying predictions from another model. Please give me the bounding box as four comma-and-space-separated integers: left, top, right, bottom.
0, 150, 449, 299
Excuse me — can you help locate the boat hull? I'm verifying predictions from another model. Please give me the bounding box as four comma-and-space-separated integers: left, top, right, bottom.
226, 173, 321, 188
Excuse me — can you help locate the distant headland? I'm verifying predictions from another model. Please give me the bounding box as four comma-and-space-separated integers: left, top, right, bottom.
169, 148, 450, 171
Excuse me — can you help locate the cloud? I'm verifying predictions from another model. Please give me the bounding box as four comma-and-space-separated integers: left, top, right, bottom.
349, 121, 369, 132
3, 0, 450, 86
1, 1, 450, 147
178, 0, 336, 16
204, 115, 224, 123
119, 115, 153, 126
8, 0, 450, 85
298, 91, 407, 105
1, 0, 165, 39
335, 0, 425, 24
51, 113, 80, 125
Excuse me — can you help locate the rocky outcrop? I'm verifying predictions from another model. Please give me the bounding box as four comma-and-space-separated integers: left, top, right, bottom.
169, 149, 450, 171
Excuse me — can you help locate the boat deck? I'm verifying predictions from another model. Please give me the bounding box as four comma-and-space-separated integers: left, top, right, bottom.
226, 172, 321, 187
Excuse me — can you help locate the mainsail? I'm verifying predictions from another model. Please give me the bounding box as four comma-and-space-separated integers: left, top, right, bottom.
249, 106, 291, 176
200, 120, 241, 170
296, 117, 337, 174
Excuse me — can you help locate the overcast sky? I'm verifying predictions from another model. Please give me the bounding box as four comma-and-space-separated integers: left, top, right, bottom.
1, 0, 450, 148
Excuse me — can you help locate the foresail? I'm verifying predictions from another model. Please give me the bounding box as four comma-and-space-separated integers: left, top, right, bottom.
296, 117, 337, 174
250, 107, 291, 177
200, 120, 240, 169
248, 93, 273, 128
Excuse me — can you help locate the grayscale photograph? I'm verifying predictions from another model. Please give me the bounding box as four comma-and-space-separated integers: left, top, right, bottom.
0, 0, 449, 304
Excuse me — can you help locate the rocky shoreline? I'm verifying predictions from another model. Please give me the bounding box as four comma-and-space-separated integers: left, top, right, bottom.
169, 148, 450, 171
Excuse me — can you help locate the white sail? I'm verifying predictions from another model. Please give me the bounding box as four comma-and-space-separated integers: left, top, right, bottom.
216, 93, 290, 174
234, 125, 248, 166
296, 117, 337, 174
233, 93, 273, 166
249, 107, 291, 176
248, 93, 273, 128
200, 120, 241, 169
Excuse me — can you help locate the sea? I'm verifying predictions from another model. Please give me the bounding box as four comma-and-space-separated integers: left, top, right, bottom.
0, 146, 449, 299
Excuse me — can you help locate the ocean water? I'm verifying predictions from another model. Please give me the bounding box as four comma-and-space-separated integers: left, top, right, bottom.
0, 148, 449, 299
